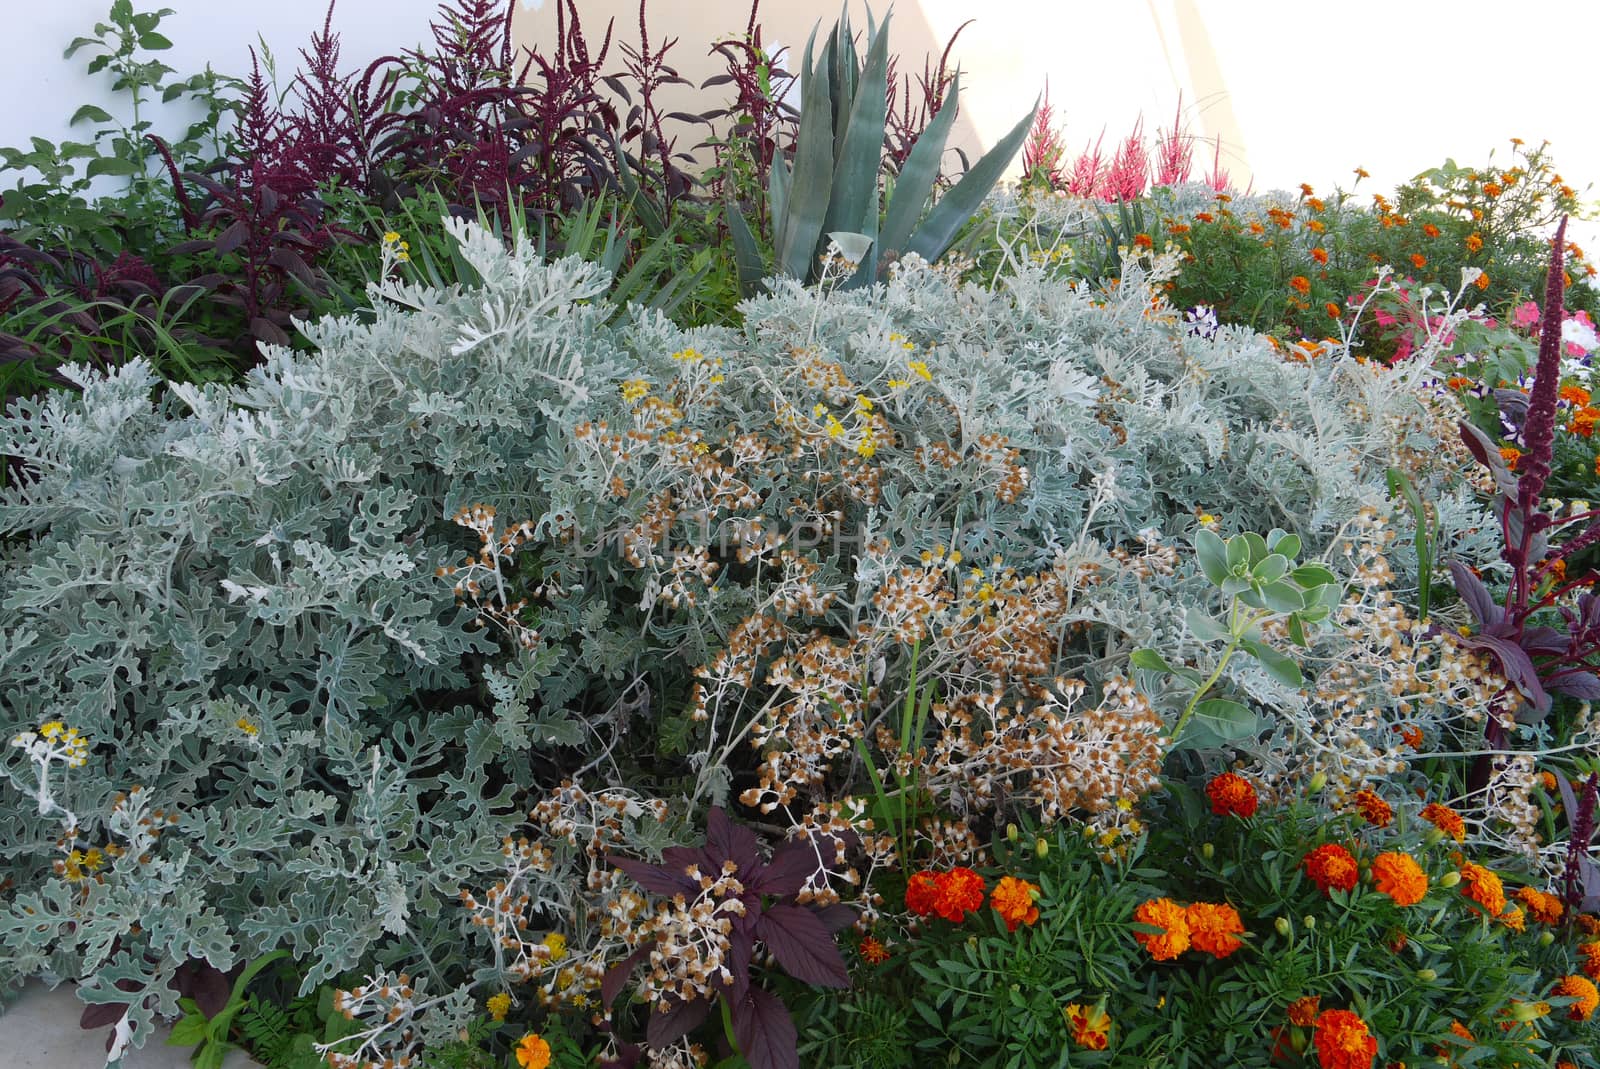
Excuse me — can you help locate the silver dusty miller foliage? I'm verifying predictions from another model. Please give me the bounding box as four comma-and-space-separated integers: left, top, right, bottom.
0, 212, 1487, 1057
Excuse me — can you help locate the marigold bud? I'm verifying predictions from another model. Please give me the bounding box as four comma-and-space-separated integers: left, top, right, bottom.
1201, 842, 1214, 860
1035, 837, 1049, 859
1303, 915, 1316, 930
1424, 828, 1446, 846
1007, 823, 1019, 842
1539, 930, 1555, 946
1437, 870, 1461, 888
1416, 968, 1438, 982
1308, 772, 1327, 793
1275, 916, 1293, 937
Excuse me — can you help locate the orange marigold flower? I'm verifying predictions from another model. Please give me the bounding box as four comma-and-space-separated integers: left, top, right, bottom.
1561, 384, 1592, 407
1423, 223, 1441, 238
1594, 454, 1600, 478
1307, 197, 1326, 213
1577, 939, 1600, 979
1355, 167, 1370, 179
1303, 843, 1359, 896
1500, 905, 1526, 932
1133, 897, 1191, 961
1475, 271, 1491, 290
1422, 802, 1466, 842
1352, 789, 1393, 827
991, 876, 1041, 932
1553, 974, 1599, 1021
1307, 219, 1327, 233
1064, 1002, 1112, 1050
1537, 771, 1558, 791
1249, 220, 1265, 235
1446, 375, 1475, 391
1168, 223, 1191, 235
1410, 253, 1428, 269
1459, 862, 1506, 917
1287, 996, 1322, 1027
1133, 233, 1153, 249
1484, 182, 1503, 197
859, 936, 891, 964
1513, 885, 1564, 924
1185, 901, 1245, 958
1311, 247, 1329, 265
1207, 772, 1259, 817
1372, 852, 1428, 906
1195, 211, 1216, 223
515, 1034, 552, 1069
1325, 301, 1342, 319
1466, 233, 1484, 253
1573, 407, 1600, 437
905, 871, 939, 917
1313, 1009, 1378, 1069
1290, 275, 1312, 296
1581, 914, 1600, 935
1498, 446, 1522, 470
931, 867, 985, 923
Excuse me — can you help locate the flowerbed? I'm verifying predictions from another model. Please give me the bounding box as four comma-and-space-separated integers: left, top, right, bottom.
2, 3, 1599, 1069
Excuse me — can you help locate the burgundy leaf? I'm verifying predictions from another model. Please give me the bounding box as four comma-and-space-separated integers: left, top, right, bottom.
749, 839, 820, 896
601, 944, 653, 1008
731, 985, 799, 1069
607, 855, 697, 897
1457, 633, 1551, 715
754, 905, 850, 989
810, 903, 860, 934
1458, 420, 1520, 498
1447, 559, 1504, 628
1547, 670, 1600, 699
703, 807, 760, 877
645, 994, 709, 1049
214, 221, 250, 257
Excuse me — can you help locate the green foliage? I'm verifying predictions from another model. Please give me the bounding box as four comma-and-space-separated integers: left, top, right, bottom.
747, 6, 1035, 288
807, 787, 1600, 1068
1134, 527, 1340, 748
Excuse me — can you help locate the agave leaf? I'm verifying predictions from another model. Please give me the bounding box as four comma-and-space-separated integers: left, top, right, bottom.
905, 96, 1040, 264
776, 25, 836, 279
880, 72, 962, 257
821, 14, 891, 270
726, 187, 766, 297
769, 156, 790, 240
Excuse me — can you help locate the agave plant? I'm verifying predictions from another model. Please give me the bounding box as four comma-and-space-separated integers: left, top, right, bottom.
727, 6, 1036, 290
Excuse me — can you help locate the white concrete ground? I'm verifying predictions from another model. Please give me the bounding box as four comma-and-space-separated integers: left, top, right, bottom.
0, 983, 257, 1069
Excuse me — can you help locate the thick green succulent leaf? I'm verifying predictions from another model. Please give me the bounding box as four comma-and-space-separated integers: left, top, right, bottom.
880, 72, 962, 258
725, 185, 765, 297
822, 13, 892, 273
776, 25, 836, 279
903, 95, 1039, 264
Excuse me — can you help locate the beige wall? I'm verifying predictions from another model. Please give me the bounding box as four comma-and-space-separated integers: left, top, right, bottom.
511, 1, 987, 173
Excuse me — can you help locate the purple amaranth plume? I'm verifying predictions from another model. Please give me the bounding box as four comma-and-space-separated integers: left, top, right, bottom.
1202, 135, 1230, 193
1558, 772, 1600, 912
1064, 131, 1107, 199
1020, 77, 1064, 189
1152, 94, 1195, 187
1451, 216, 1600, 732
1102, 117, 1149, 201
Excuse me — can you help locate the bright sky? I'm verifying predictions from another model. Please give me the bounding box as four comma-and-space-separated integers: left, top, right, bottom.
921, 0, 1600, 249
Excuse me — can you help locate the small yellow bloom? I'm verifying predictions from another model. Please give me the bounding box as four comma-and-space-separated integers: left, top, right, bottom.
382, 231, 401, 244
620, 379, 651, 404
40, 721, 66, 740
542, 932, 567, 961
855, 394, 874, 413
908, 360, 932, 382
671, 347, 704, 363
887, 378, 910, 389
236, 717, 259, 737
486, 992, 511, 1022
826, 416, 845, 439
